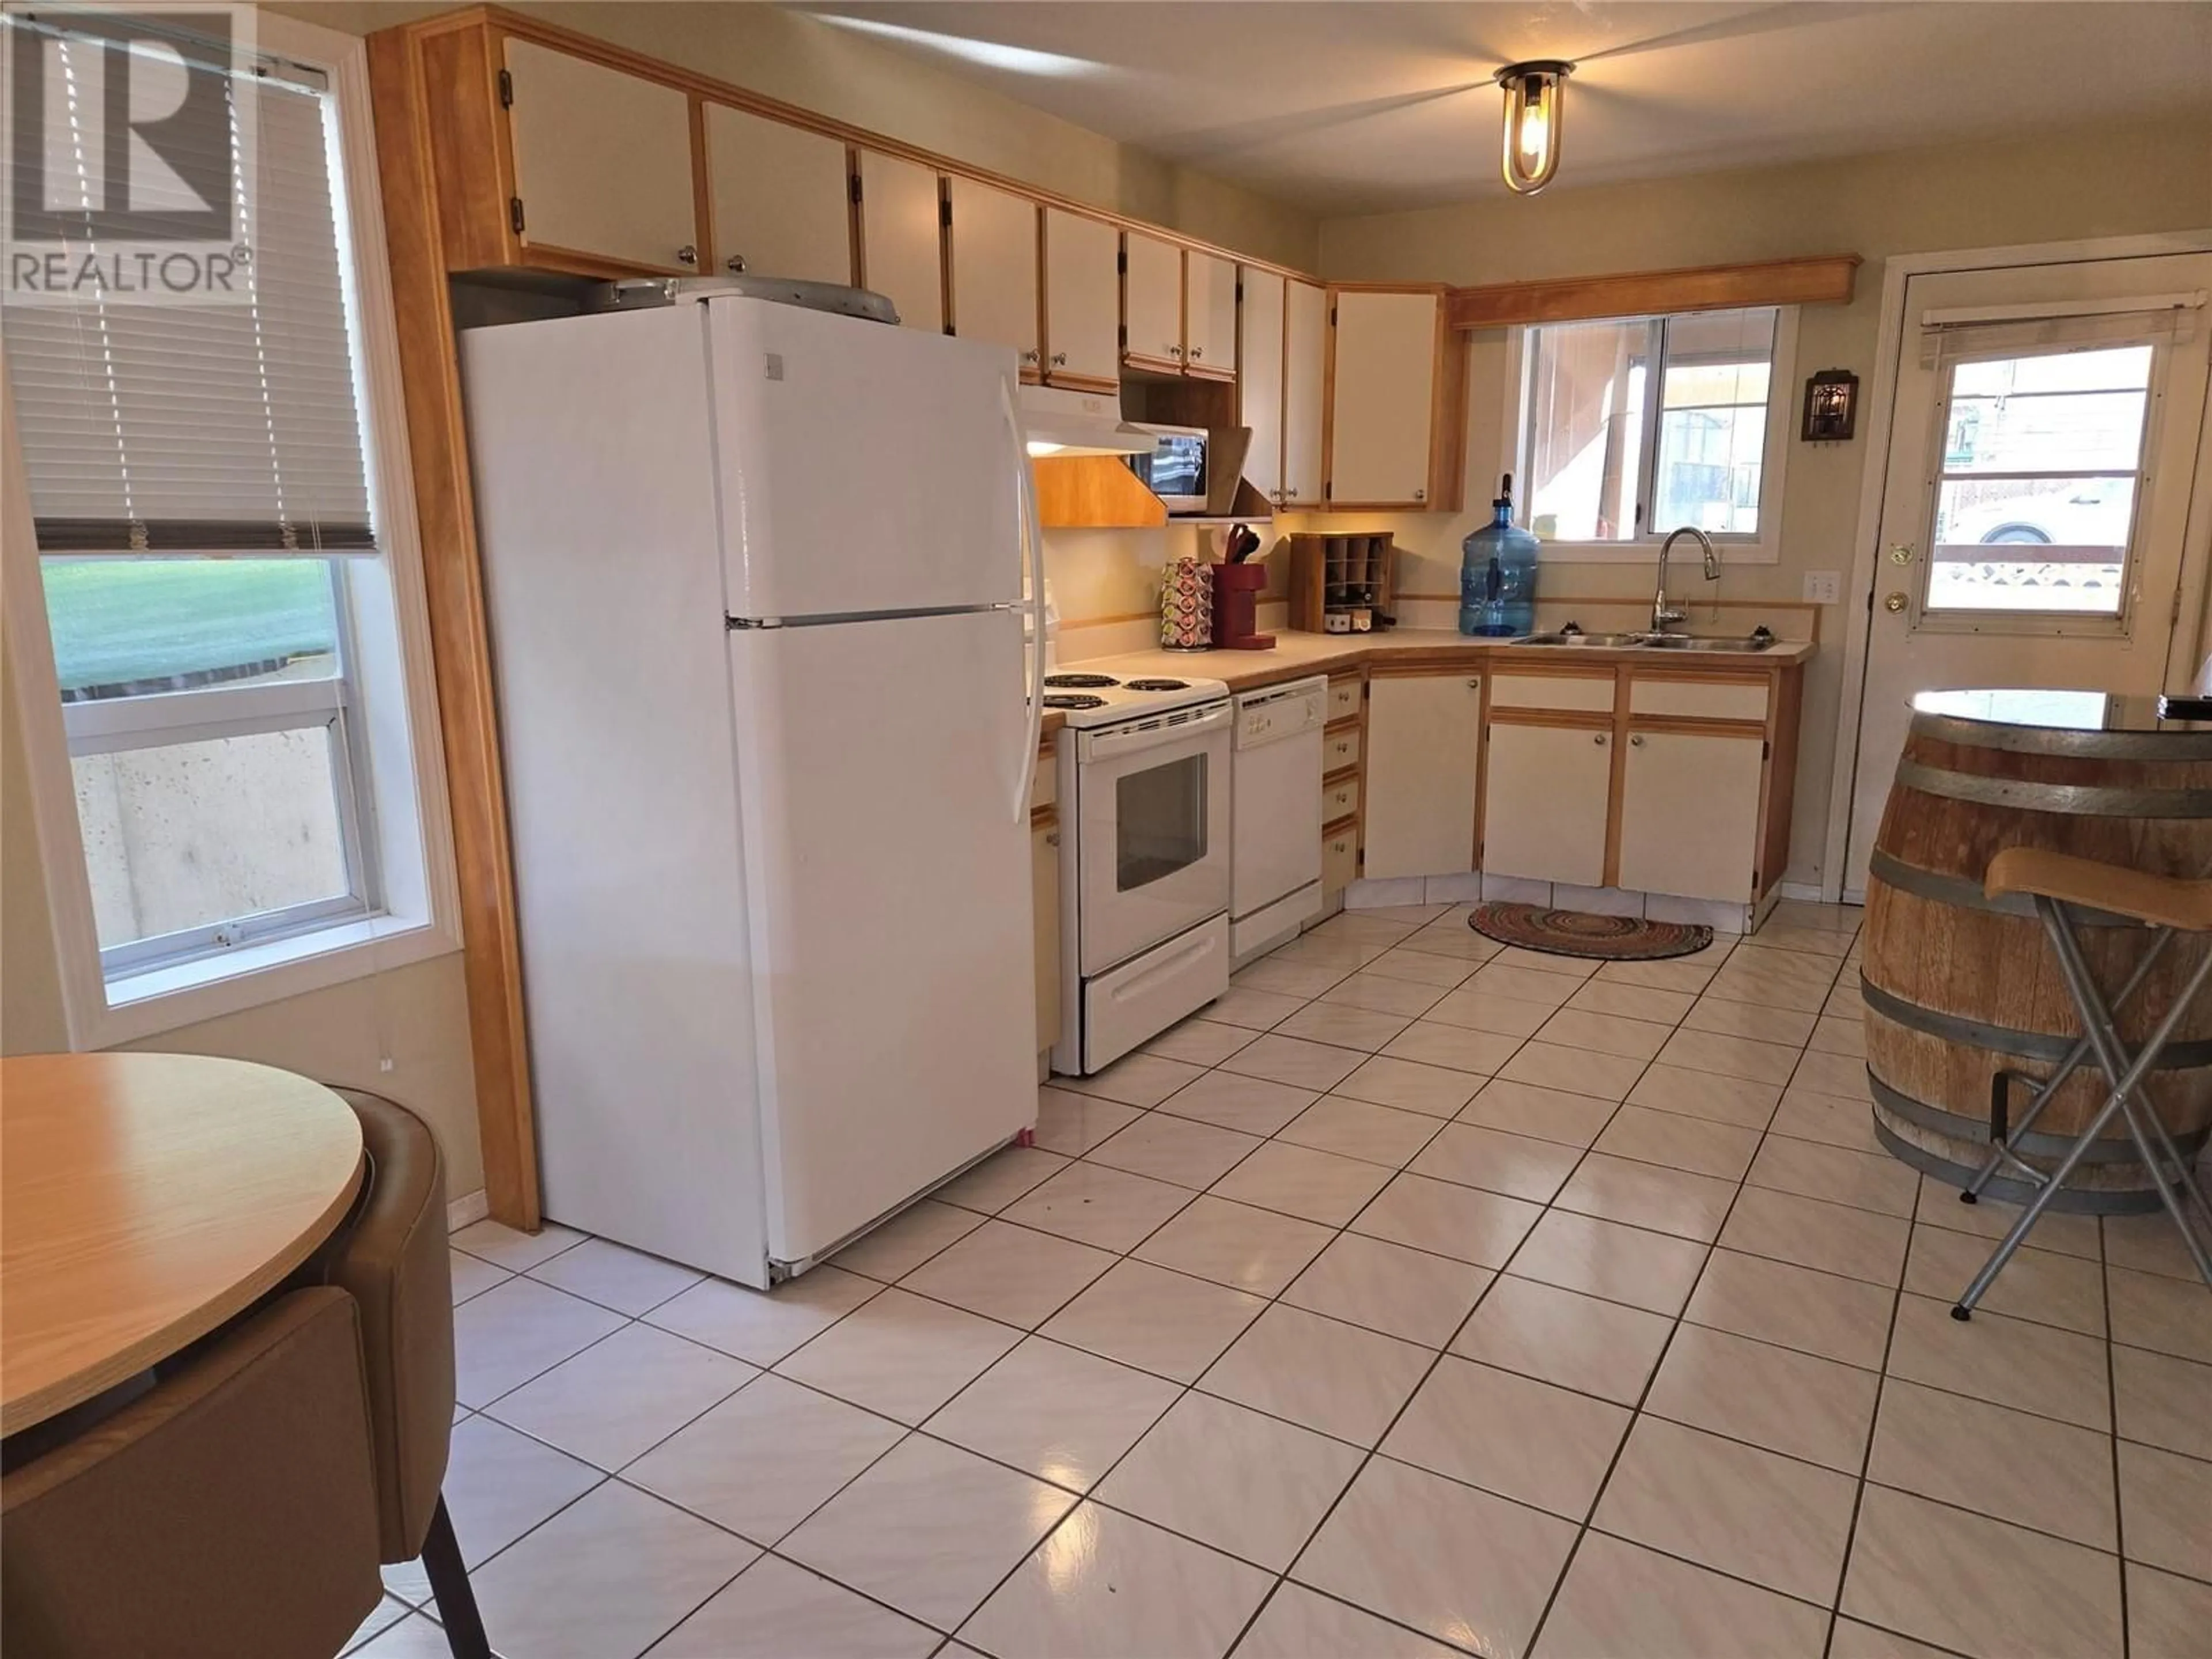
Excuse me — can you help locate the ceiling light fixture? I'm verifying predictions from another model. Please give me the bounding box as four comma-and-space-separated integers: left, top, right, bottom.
1495, 60, 1574, 195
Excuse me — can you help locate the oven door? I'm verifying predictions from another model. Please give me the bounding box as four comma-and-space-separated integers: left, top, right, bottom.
1076, 703, 1232, 976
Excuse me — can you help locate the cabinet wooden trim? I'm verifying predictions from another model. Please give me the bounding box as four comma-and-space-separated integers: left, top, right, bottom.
1447, 254, 1861, 331
365, 22, 540, 1228
1487, 707, 1615, 732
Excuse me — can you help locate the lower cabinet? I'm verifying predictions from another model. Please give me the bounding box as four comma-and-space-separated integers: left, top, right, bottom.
1482, 719, 1612, 889
1363, 673, 1482, 879
1032, 816, 1060, 1055
1616, 729, 1765, 902
1322, 820, 1360, 896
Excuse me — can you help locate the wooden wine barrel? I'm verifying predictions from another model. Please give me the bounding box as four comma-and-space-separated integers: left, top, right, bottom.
1862, 690, 2212, 1212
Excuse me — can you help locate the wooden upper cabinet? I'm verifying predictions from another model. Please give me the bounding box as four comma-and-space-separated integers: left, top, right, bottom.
1041, 209, 1120, 391
857, 150, 945, 333
501, 39, 699, 274
1122, 231, 1184, 374
1184, 252, 1237, 382
1327, 288, 1441, 509
1282, 279, 1327, 509
947, 178, 1040, 372
701, 103, 851, 285
1239, 267, 1285, 504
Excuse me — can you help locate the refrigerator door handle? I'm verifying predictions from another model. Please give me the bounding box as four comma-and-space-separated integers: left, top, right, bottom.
1003, 376, 1047, 824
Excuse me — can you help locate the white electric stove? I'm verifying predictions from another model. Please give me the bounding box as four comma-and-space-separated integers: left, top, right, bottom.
1043, 669, 1234, 1074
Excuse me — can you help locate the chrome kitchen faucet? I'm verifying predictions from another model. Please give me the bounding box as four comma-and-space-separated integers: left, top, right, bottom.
1653, 525, 1721, 633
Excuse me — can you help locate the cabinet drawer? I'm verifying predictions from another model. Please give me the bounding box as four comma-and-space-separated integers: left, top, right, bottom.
1628, 676, 1771, 722
1321, 774, 1361, 823
1491, 671, 1616, 713
1322, 725, 1362, 773
1326, 677, 1363, 723
1323, 823, 1360, 893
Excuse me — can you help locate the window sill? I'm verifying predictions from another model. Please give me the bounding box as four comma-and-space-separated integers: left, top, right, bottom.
1535, 540, 1783, 566
87, 912, 461, 1048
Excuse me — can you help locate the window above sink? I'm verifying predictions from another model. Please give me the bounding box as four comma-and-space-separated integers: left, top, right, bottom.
1508, 305, 1799, 566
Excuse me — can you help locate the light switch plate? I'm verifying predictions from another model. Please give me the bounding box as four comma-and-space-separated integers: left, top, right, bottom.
1803, 570, 1842, 604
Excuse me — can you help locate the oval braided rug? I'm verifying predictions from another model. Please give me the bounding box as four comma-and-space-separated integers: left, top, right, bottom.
1469, 902, 1714, 961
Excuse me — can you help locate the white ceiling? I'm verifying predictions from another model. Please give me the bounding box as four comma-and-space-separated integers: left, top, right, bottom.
787, 2, 2212, 217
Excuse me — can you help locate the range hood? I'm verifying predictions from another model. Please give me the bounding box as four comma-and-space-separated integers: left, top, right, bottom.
1017, 384, 1157, 457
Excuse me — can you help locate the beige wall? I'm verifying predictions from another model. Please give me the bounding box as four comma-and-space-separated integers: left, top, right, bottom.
1306, 114, 2212, 891
1, 609, 489, 1194
274, 0, 1320, 268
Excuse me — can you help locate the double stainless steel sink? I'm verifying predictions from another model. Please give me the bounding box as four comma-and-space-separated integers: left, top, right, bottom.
1510, 628, 1777, 654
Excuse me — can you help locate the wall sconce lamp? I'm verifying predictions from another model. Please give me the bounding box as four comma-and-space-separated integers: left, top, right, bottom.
1801, 368, 1860, 442
1496, 60, 1574, 195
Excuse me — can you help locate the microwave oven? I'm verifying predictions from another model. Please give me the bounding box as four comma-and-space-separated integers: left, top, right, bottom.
1122, 424, 1210, 515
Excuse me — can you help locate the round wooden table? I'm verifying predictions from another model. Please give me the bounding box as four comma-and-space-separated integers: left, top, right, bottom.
1, 1052, 365, 1437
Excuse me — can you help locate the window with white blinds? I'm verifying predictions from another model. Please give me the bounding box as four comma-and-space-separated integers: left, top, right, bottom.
3, 26, 376, 555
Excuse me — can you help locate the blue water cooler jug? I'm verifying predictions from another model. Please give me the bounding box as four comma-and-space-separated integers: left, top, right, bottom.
1459, 474, 1540, 637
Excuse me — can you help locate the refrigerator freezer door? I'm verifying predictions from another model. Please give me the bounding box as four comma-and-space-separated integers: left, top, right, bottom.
706, 298, 1024, 620
729, 609, 1037, 1264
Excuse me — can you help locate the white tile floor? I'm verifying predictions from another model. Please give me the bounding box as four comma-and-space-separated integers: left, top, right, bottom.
354, 900, 2212, 1659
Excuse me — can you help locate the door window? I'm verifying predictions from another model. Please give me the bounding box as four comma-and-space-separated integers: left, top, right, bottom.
1925, 344, 2153, 615
1117, 755, 1209, 890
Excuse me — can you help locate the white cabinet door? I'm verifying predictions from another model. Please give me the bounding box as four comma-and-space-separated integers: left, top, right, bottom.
1328, 289, 1438, 507
1185, 251, 1237, 378
1123, 231, 1184, 371
1483, 721, 1612, 888
1282, 279, 1327, 508
1239, 267, 1285, 503
1616, 730, 1765, 902
503, 39, 698, 271
1364, 675, 1483, 879
1042, 209, 1121, 389
857, 150, 944, 333
948, 178, 1039, 368
702, 104, 851, 285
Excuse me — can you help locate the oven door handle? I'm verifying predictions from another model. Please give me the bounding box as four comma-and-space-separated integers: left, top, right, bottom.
1082, 702, 1232, 763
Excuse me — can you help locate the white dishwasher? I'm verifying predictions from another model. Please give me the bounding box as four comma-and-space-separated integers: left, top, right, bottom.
1230, 676, 1328, 961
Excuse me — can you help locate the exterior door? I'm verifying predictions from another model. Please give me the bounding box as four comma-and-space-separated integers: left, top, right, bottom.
1844, 253, 2212, 892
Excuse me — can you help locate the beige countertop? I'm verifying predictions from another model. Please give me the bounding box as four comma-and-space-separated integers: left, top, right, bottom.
1063, 628, 1815, 692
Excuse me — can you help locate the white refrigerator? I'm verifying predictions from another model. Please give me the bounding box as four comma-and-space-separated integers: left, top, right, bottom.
460, 293, 1044, 1288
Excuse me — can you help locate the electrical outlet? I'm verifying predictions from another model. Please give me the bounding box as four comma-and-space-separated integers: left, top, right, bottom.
1802, 570, 1842, 605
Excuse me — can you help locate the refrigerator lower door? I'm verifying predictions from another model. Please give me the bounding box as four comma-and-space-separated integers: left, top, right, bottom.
729, 608, 1037, 1266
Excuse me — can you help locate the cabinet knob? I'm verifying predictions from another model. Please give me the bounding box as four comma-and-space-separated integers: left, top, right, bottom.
1189, 346, 1203, 360
725, 254, 747, 274
1466, 679, 1480, 689
677, 245, 698, 266
1630, 734, 1645, 748
1593, 733, 1608, 746
1021, 349, 1040, 363
1413, 488, 1426, 502
1045, 831, 1060, 847
1051, 351, 1068, 366
1285, 486, 1299, 499
1168, 344, 1183, 357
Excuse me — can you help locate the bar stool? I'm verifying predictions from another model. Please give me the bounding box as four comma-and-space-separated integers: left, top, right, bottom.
1953, 847, 2212, 1318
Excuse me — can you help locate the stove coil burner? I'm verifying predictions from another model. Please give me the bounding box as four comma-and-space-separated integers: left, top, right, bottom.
1041, 693, 1108, 710
1043, 673, 1120, 688
1123, 678, 1190, 692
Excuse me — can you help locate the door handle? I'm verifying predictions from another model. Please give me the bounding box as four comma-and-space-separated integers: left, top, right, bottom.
1889, 544, 1914, 565
1884, 592, 1909, 613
